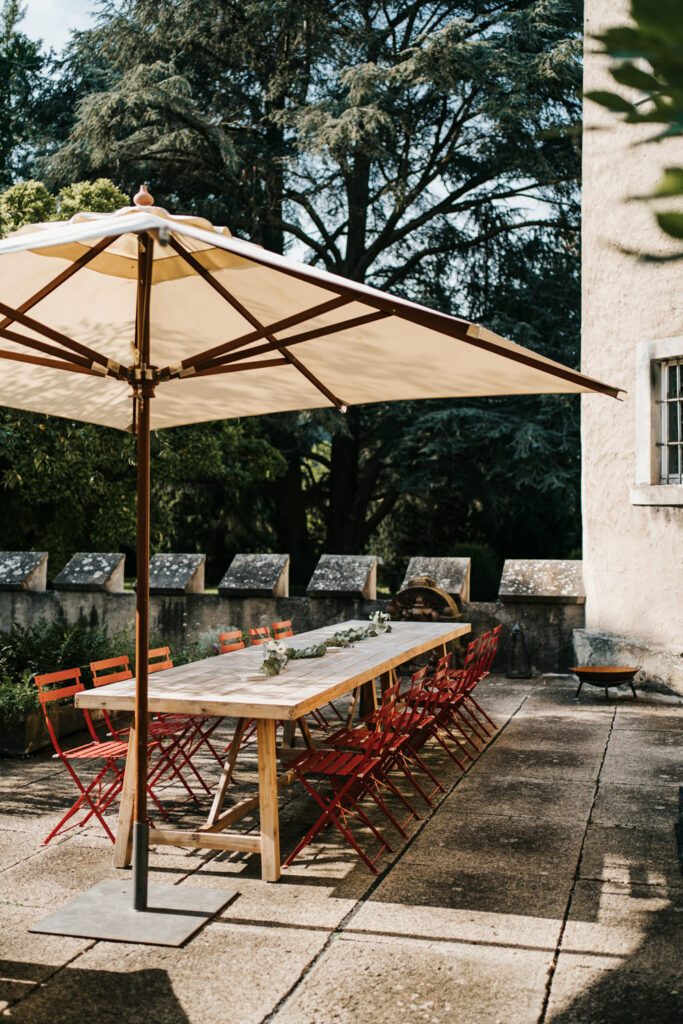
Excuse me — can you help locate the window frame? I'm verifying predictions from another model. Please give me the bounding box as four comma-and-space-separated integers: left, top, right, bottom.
631, 337, 683, 506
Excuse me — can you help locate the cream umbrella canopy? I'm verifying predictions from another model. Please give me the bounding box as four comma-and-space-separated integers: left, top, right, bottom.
0, 187, 620, 935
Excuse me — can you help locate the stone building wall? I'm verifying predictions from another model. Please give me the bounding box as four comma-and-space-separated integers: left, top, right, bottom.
581, 0, 683, 693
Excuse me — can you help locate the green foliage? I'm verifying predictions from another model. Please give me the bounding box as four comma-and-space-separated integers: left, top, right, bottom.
0, 177, 128, 235
0, 178, 54, 232
0, 619, 130, 729
0, 1, 45, 188
0, 674, 37, 730
448, 544, 502, 603
0, 412, 286, 580
0, 619, 124, 684
587, 0, 683, 253
56, 178, 128, 218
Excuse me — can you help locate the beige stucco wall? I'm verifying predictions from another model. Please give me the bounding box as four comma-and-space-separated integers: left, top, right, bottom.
582, 0, 683, 655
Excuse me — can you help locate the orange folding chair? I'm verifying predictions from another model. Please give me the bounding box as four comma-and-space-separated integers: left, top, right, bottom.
90, 654, 217, 799
249, 625, 272, 646
34, 668, 133, 844
219, 630, 245, 653
272, 620, 293, 640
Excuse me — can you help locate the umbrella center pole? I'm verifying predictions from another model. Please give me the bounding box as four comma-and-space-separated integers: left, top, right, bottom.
132, 232, 155, 913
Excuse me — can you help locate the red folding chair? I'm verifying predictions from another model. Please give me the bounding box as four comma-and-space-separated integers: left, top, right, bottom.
437, 641, 488, 753
249, 626, 272, 646
34, 668, 134, 844
401, 658, 474, 775
460, 627, 500, 734
219, 630, 245, 653
90, 654, 218, 800
272, 620, 293, 640
283, 743, 395, 874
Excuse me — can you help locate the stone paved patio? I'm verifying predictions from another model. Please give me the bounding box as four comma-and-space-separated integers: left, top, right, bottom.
0, 674, 681, 1023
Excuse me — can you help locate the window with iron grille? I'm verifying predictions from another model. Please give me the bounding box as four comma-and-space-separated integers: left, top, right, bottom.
632, 339, 683, 506
657, 358, 682, 485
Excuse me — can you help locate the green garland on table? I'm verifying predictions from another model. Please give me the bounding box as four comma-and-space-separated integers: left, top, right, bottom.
260, 613, 392, 677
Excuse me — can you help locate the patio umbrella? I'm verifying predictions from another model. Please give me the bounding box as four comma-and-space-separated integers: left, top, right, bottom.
0, 186, 621, 939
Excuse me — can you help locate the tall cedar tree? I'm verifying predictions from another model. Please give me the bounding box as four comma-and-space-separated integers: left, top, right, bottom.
0, 0, 44, 187
40, 0, 583, 577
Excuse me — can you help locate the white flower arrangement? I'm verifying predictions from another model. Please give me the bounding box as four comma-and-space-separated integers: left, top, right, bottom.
369, 610, 391, 632
261, 638, 290, 677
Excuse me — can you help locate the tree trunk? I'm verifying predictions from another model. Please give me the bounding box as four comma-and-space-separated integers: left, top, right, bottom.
271, 452, 314, 585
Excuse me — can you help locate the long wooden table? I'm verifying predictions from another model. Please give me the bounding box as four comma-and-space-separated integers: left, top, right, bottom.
76, 619, 470, 880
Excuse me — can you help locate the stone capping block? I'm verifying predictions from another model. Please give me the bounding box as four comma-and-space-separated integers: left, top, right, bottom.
53, 552, 125, 592
498, 559, 585, 604
307, 554, 377, 600
145, 553, 205, 595
400, 556, 471, 605
218, 553, 290, 597
0, 551, 47, 591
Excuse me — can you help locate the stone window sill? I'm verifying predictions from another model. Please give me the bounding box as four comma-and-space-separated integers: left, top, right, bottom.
630, 484, 683, 507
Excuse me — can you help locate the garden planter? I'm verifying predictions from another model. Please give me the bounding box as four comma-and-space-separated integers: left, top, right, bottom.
0, 705, 130, 756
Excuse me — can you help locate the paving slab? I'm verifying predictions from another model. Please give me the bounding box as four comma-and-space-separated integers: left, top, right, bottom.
545, 953, 683, 1024
447, 773, 596, 824
5, 920, 326, 1024
401, 810, 585, 880
0, 829, 46, 873
191, 852, 360, 930
559, 880, 683, 973
492, 715, 610, 752
0, 905, 93, 1012
467, 743, 603, 781
0, 671, 680, 1024
372, 853, 572, 920
271, 931, 552, 1024
0, 834, 191, 910
579, 824, 683, 890
600, 730, 682, 785
349, 892, 563, 950
592, 781, 681, 832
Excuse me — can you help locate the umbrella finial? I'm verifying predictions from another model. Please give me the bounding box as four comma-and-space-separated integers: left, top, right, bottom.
134, 184, 154, 207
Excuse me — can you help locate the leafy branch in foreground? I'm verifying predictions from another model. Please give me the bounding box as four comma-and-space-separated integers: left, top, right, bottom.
587, 0, 683, 254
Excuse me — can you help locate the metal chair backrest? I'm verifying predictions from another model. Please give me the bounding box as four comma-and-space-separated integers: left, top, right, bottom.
473, 631, 492, 680
431, 652, 453, 688
33, 668, 96, 748
90, 655, 133, 687
219, 630, 245, 653
272, 620, 294, 639
480, 624, 501, 675
249, 626, 272, 646
149, 646, 173, 673
450, 640, 478, 694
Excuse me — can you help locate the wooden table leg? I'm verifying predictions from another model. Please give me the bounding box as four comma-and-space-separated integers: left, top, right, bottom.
113, 726, 136, 868
257, 719, 280, 882
359, 678, 378, 717
206, 717, 247, 827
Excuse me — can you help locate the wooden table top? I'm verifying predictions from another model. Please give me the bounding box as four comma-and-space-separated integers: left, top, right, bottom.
75, 619, 470, 721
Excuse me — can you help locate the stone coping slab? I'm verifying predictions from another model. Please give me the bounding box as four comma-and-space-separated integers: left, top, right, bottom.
0, 551, 47, 591
53, 552, 124, 592
499, 558, 585, 604
307, 554, 377, 599
400, 556, 471, 604
218, 553, 289, 597
142, 553, 205, 595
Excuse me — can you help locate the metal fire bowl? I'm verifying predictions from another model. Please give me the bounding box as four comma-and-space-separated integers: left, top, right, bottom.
570, 666, 641, 686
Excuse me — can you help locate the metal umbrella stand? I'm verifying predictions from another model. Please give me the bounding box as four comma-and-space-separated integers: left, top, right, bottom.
0, 186, 621, 945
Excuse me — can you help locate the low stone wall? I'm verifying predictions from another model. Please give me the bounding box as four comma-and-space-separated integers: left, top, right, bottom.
0, 589, 584, 674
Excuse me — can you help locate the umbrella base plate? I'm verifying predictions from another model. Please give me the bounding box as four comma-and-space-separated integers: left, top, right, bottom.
30, 879, 237, 946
